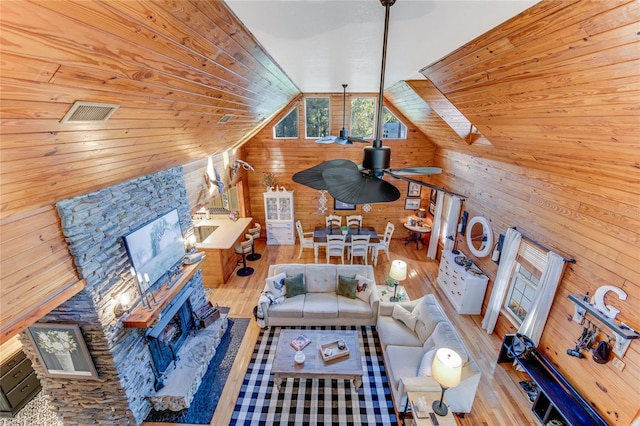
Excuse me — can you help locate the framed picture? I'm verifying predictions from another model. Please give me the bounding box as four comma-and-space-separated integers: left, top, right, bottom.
407, 182, 421, 197
334, 199, 356, 210
430, 189, 438, 204
429, 202, 435, 216
404, 198, 421, 210
26, 323, 99, 379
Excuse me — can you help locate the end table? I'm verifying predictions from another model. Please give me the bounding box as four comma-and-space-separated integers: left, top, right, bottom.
403, 391, 457, 426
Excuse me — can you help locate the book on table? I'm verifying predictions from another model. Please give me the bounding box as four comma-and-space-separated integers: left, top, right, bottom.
290, 334, 311, 351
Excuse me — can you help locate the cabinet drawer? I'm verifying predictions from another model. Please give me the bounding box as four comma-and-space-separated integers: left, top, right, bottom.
6, 373, 40, 408
1, 358, 33, 394
0, 352, 25, 376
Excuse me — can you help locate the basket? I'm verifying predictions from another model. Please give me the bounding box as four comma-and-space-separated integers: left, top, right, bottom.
195, 302, 220, 329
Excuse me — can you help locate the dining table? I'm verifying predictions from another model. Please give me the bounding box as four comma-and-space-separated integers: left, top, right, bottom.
313, 226, 380, 264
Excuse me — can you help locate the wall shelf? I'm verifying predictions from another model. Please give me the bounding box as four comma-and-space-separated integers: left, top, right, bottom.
568, 294, 638, 358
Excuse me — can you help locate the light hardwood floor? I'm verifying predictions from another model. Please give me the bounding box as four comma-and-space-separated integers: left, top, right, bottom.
144, 238, 538, 426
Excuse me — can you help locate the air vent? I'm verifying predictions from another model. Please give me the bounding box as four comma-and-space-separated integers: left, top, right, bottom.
60, 101, 119, 123
218, 114, 232, 124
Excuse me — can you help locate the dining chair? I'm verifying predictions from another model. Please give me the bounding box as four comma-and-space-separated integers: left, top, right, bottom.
326, 233, 346, 264
295, 220, 315, 259
325, 215, 342, 230
349, 233, 371, 265
373, 222, 395, 266
345, 215, 362, 229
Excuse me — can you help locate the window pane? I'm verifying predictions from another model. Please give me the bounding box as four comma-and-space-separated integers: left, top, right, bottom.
350, 97, 375, 139
504, 262, 538, 323
274, 107, 298, 138
305, 97, 330, 138
382, 107, 407, 139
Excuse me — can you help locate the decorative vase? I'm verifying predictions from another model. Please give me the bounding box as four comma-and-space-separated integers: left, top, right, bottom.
55, 352, 75, 372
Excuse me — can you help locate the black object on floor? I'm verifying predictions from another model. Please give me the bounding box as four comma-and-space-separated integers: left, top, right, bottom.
145, 317, 249, 424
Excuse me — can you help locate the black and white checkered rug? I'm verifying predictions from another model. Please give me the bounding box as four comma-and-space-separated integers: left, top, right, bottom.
231, 325, 397, 426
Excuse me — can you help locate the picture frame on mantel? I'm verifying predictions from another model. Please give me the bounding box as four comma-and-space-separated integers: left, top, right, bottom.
26, 323, 99, 380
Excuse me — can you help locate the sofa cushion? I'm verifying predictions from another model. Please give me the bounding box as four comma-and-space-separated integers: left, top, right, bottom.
417, 348, 437, 377
268, 296, 305, 318
385, 345, 426, 389
305, 264, 337, 293
265, 272, 287, 302
355, 274, 374, 303
271, 264, 306, 278
424, 322, 469, 365
337, 275, 358, 299
284, 273, 306, 298
303, 293, 338, 319
377, 316, 422, 347
337, 296, 373, 319
392, 304, 419, 330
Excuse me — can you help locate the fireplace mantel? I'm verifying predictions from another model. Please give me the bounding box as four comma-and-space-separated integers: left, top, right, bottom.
122, 260, 203, 328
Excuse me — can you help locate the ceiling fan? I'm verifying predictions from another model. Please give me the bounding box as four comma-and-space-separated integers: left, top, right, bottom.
294, 0, 442, 204
315, 84, 368, 145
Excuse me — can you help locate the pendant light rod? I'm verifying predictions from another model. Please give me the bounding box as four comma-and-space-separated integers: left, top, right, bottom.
342, 83, 347, 130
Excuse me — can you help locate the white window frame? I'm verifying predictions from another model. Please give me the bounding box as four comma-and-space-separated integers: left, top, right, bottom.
382, 107, 407, 139
273, 106, 298, 139
304, 97, 330, 139
503, 241, 546, 324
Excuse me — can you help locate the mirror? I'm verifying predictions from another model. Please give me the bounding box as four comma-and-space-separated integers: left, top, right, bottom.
466, 216, 493, 257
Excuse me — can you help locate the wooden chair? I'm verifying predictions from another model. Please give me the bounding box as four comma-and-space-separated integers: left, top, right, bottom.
234, 234, 254, 276
325, 215, 342, 230
295, 220, 314, 259
247, 223, 262, 261
345, 215, 362, 229
349, 233, 371, 265
326, 233, 346, 264
373, 222, 395, 266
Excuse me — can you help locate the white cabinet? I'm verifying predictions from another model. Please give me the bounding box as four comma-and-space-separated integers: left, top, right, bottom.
264, 187, 295, 245
437, 250, 489, 314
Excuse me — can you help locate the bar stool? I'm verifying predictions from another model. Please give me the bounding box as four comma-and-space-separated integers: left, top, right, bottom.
235, 234, 254, 276
247, 223, 262, 261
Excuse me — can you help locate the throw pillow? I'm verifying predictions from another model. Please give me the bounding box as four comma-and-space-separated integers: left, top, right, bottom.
284, 273, 306, 298
355, 273, 374, 303
265, 272, 287, 303
337, 275, 359, 299
392, 304, 419, 330
417, 348, 437, 376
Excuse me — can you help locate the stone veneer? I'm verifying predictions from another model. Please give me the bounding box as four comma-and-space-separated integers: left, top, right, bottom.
19, 167, 208, 425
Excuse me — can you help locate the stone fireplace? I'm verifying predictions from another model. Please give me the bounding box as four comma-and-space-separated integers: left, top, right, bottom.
18, 167, 220, 425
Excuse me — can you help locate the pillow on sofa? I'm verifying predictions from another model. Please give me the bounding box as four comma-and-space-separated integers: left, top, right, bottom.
284, 273, 306, 298
337, 275, 358, 299
265, 272, 287, 303
392, 304, 418, 330
425, 322, 469, 365
417, 348, 437, 377
355, 274, 374, 303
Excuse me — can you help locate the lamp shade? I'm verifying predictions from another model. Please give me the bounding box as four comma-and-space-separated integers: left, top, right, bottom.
417, 208, 427, 219
388, 260, 407, 281
432, 348, 462, 389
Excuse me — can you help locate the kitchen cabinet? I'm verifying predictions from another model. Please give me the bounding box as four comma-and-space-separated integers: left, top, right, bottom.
264, 187, 294, 245
437, 250, 488, 314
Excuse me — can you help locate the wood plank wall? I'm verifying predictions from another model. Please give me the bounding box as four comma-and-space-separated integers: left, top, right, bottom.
393, 1, 639, 424
242, 94, 438, 237
0, 1, 298, 343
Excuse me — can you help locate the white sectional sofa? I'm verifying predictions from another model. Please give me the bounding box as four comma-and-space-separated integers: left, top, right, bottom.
259, 264, 379, 327
377, 294, 481, 415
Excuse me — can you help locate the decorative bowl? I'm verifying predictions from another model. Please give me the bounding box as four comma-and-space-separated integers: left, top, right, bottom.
294, 350, 306, 364
455, 256, 467, 266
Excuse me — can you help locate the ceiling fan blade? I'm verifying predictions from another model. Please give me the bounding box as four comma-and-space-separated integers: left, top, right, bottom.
292, 160, 358, 190
335, 136, 352, 145
322, 168, 401, 204
387, 167, 442, 175
347, 136, 369, 144
315, 136, 336, 144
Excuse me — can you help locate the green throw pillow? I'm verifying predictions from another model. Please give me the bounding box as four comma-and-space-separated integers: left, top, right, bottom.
337, 275, 358, 299
284, 273, 306, 298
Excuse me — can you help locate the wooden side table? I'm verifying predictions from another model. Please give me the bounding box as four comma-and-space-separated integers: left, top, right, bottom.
403, 391, 457, 426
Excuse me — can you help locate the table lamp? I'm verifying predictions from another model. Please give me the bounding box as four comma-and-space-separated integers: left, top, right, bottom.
417, 208, 427, 226
388, 260, 407, 302
431, 348, 462, 416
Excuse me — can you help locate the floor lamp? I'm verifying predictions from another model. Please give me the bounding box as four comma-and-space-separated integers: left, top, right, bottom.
388, 260, 407, 302
431, 348, 462, 416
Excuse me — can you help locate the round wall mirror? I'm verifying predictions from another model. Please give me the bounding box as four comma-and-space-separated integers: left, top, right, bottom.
466, 216, 493, 258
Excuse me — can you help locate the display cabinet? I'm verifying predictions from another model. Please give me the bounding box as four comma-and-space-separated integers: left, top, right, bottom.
263, 187, 295, 245
0, 349, 41, 417
437, 250, 488, 314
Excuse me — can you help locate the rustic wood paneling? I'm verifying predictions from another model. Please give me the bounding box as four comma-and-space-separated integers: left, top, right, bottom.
242, 94, 438, 237
388, 2, 640, 424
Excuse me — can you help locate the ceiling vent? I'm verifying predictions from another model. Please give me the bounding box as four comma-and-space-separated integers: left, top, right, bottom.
218, 114, 232, 124
60, 101, 119, 123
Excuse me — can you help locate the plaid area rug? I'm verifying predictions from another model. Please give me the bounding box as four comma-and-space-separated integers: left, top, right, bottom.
231, 325, 397, 426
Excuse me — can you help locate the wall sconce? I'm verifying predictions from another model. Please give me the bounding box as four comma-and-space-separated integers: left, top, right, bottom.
388, 260, 407, 302
114, 292, 132, 317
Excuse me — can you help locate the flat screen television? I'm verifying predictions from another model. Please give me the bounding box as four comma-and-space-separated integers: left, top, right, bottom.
123, 209, 185, 287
